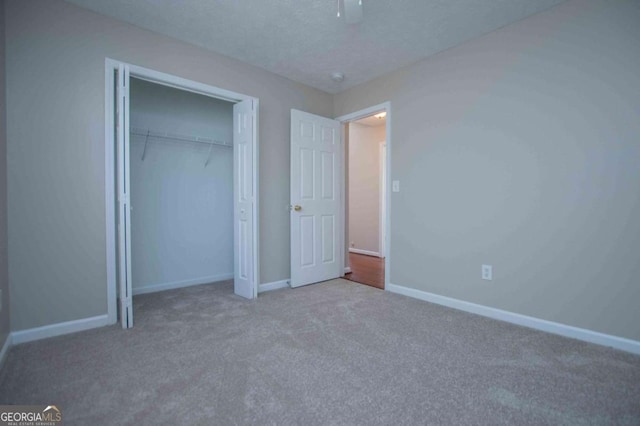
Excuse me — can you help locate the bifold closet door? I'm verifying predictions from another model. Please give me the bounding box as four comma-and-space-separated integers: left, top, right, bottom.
233, 99, 256, 299
117, 63, 134, 328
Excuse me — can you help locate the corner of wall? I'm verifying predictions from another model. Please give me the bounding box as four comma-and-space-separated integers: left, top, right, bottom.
0, 0, 11, 351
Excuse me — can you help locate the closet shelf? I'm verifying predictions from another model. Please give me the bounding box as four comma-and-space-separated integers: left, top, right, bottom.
131, 127, 230, 148
131, 127, 231, 167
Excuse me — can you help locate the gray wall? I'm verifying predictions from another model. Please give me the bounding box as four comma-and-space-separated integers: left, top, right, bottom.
0, 0, 10, 345
348, 123, 384, 254
6, 0, 332, 331
129, 79, 234, 292
6, 0, 640, 343
334, 0, 640, 341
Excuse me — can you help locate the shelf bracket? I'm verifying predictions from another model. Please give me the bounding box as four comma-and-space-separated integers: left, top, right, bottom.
204, 143, 214, 167
141, 130, 151, 161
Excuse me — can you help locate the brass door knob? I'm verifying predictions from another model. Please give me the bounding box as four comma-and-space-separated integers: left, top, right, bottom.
293, 205, 302, 211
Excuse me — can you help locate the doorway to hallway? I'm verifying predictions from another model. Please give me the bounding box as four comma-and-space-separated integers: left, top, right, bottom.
341, 109, 388, 290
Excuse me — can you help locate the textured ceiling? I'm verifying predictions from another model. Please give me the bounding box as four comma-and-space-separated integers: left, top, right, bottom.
65, 0, 565, 94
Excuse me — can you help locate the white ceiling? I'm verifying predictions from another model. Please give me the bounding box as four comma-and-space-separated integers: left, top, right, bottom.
66, 0, 565, 94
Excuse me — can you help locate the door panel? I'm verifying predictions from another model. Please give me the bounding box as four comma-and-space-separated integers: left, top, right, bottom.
300, 215, 315, 267
300, 149, 315, 199
234, 100, 255, 299
117, 64, 133, 328
321, 215, 335, 263
290, 109, 341, 287
321, 152, 335, 199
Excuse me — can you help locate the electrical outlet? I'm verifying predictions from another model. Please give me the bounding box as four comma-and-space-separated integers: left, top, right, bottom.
392, 180, 400, 192
350, 242, 355, 247
482, 265, 492, 281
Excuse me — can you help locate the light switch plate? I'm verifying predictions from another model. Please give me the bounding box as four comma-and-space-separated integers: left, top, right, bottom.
392, 180, 400, 192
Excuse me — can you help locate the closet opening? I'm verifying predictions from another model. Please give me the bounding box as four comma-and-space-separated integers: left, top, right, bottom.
105, 60, 259, 329
129, 77, 234, 294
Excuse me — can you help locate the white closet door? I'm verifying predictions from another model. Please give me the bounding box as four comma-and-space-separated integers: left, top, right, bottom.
233, 100, 256, 299
117, 63, 134, 328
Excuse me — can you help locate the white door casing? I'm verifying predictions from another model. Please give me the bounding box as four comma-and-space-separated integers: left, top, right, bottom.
379, 142, 387, 258
335, 101, 392, 288
117, 63, 134, 328
290, 109, 342, 287
107, 60, 260, 328
234, 99, 256, 299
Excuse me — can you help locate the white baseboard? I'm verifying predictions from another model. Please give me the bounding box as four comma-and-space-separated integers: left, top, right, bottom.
259, 279, 290, 293
11, 314, 111, 345
386, 283, 640, 355
344, 267, 352, 274
349, 248, 381, 257
0, 333, 12, 370
132, 273, 234, 296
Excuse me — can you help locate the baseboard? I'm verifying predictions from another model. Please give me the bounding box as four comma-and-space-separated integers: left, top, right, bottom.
11, 314, 111, 345
349, 248, 381, 257
344, 267, 352, 274
259, 279, 290, 293
0, 333, 12, 370
132, 273, 234, 296
386, 283, 640, 355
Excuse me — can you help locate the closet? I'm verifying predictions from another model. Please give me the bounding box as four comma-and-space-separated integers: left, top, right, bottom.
128, 77, 234, 296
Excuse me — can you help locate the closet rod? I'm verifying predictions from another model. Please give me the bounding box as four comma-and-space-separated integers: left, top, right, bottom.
130, 127, 231, 149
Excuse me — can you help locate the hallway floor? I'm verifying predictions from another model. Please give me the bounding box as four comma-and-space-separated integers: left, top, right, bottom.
344, 252, 384, 289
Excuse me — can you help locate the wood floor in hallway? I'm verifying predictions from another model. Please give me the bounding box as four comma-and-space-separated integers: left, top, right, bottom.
344, 252, 384, 289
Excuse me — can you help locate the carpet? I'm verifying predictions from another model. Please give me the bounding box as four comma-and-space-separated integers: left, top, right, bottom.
1, 279, 639, 425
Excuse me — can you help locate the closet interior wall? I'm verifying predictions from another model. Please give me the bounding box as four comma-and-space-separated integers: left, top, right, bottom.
129, 78, 234, 294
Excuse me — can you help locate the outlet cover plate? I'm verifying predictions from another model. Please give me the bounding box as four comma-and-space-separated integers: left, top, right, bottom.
482, 265, 492, 280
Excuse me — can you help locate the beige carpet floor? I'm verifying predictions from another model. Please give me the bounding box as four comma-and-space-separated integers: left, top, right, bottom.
1, 279, 639, 425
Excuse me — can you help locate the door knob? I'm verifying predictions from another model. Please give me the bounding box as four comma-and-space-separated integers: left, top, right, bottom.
293, 205, 302, 211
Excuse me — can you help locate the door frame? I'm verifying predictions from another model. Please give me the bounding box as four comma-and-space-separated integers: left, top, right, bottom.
104, 58, 260, 324
379, 141, 387, 258
336, 102, 392, 288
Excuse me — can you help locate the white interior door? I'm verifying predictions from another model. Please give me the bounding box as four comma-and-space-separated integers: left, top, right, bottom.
233, 100, 256, 299
117, 64, 133, 328
290, 109, 341, 287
